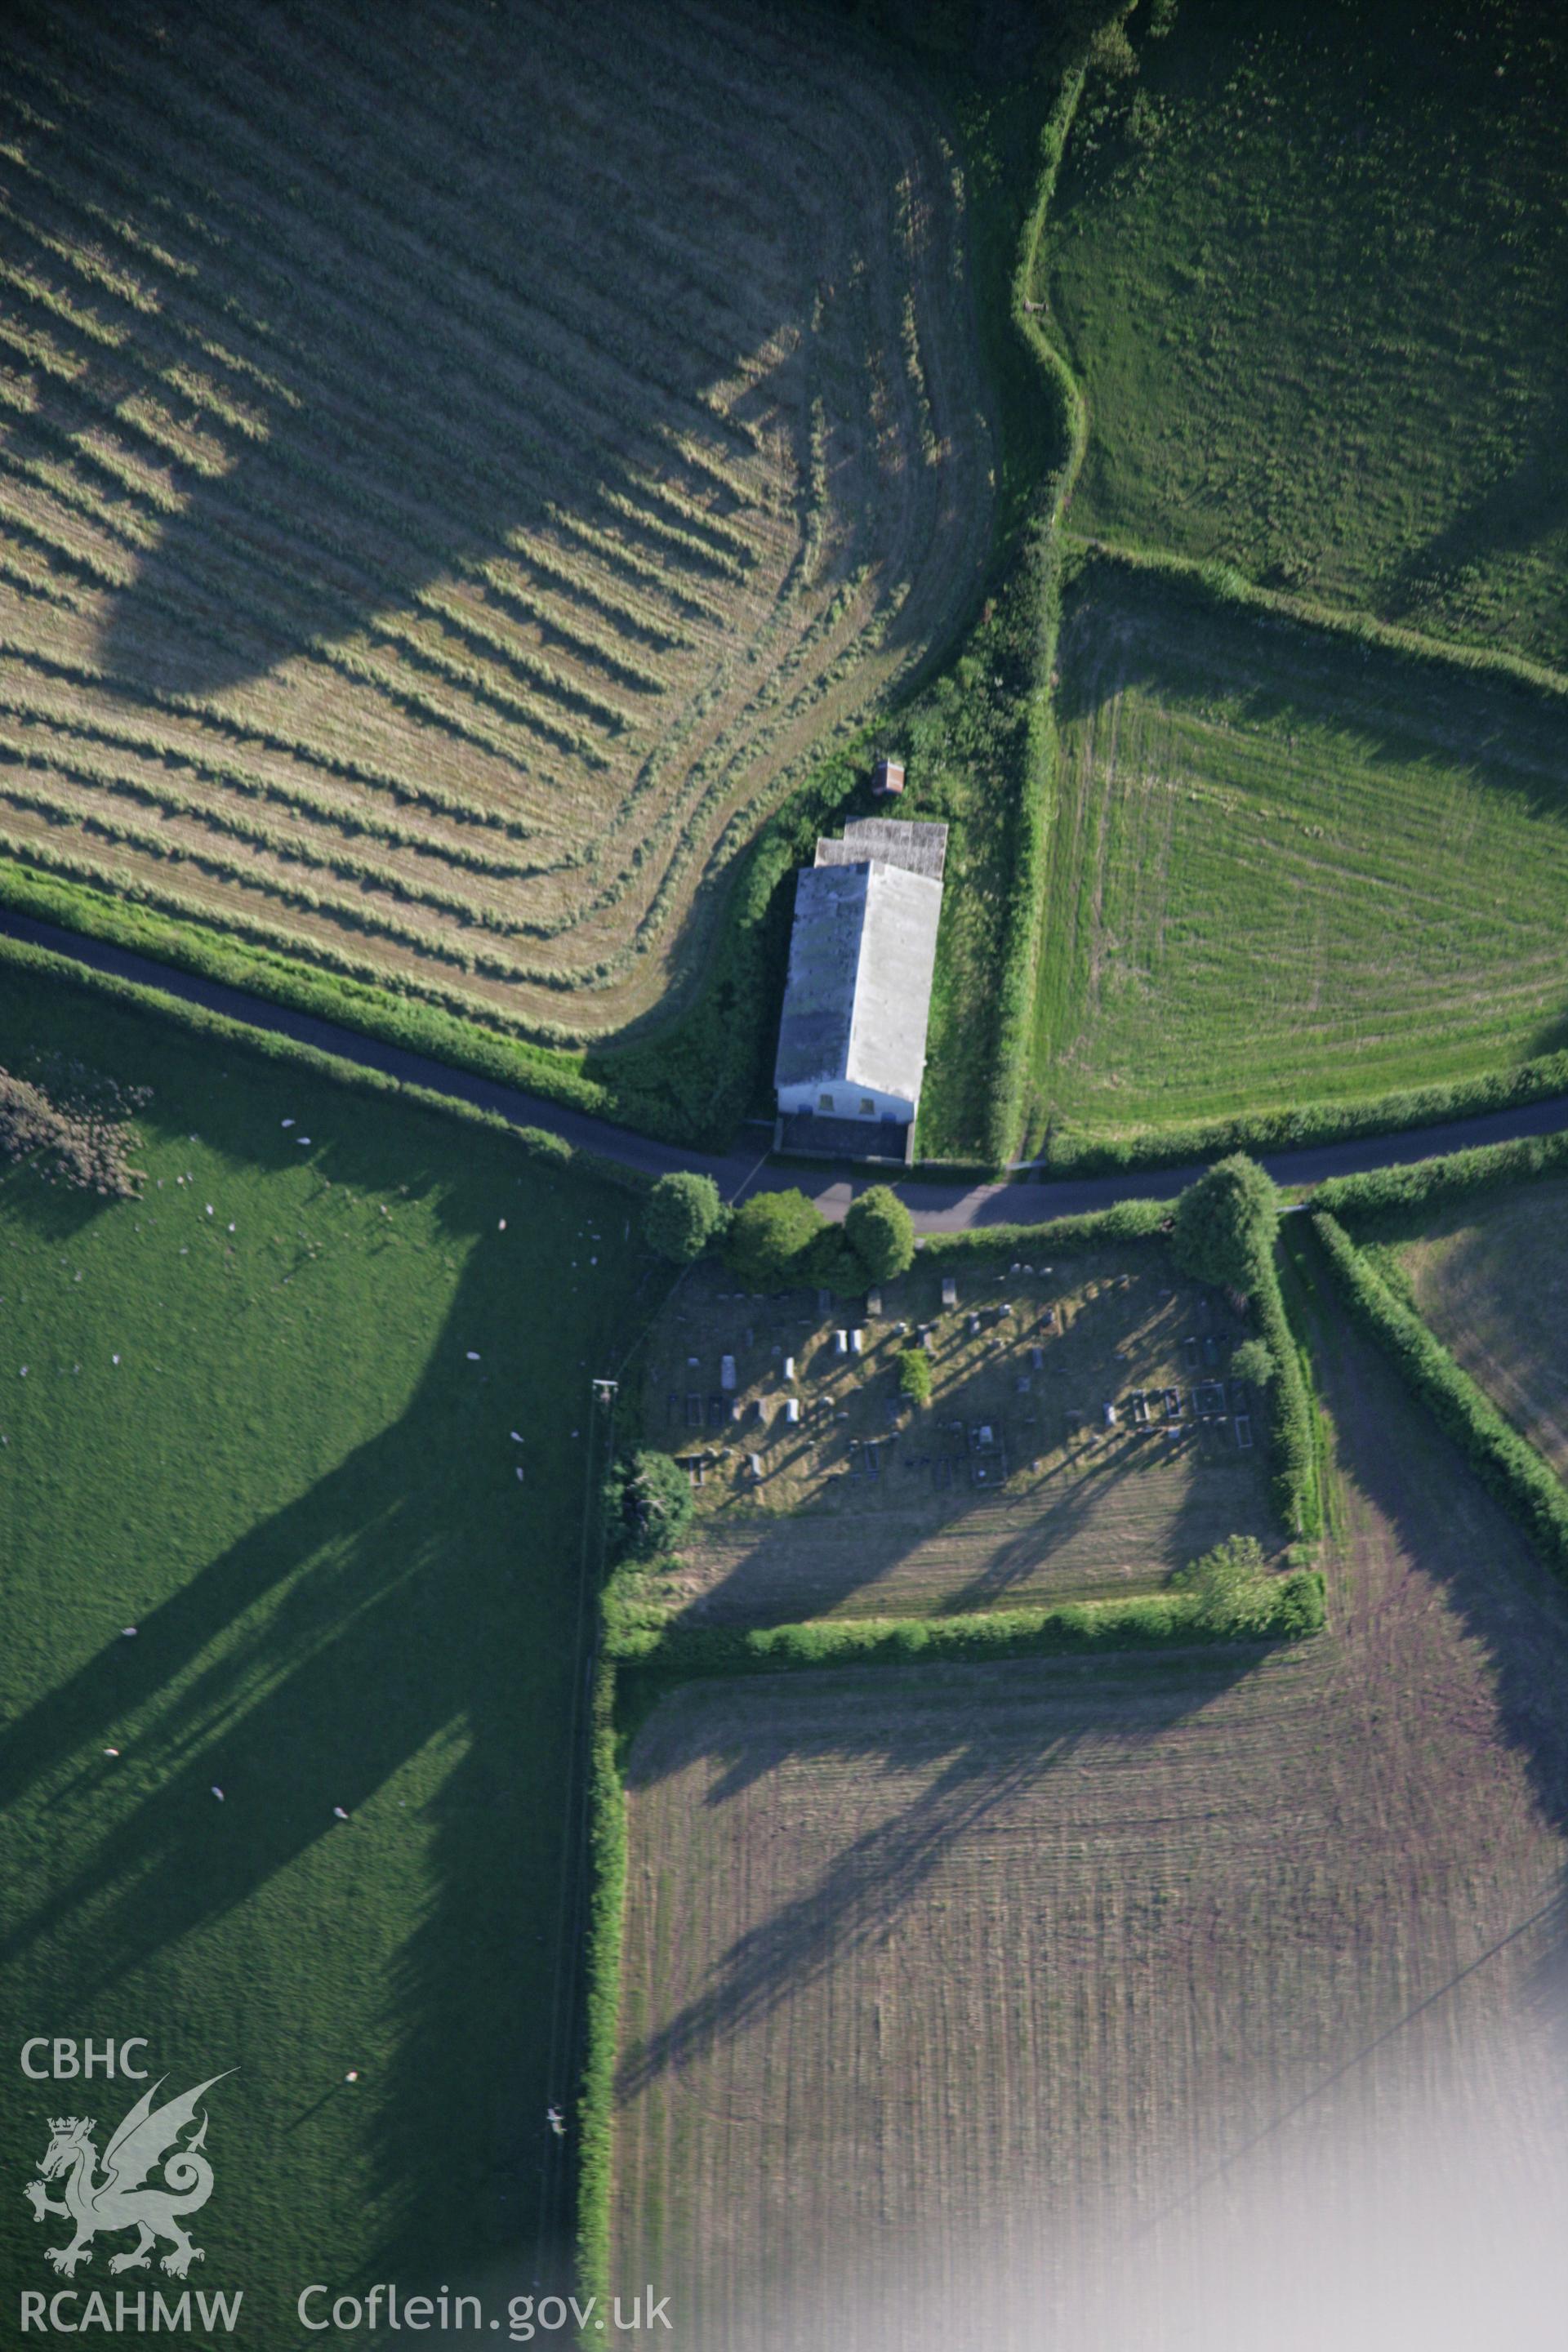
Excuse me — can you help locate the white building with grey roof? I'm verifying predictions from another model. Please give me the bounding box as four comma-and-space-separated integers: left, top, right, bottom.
773, 817, 948, 1162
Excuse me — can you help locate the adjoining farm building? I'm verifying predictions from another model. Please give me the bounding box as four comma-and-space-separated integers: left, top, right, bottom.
773, 817, 948, 1164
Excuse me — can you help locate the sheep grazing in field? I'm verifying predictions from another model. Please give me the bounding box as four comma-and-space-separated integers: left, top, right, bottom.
211, 1786, 225, 1802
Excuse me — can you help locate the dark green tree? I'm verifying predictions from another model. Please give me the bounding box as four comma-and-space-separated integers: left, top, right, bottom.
604, 1448, 694, 1565
1230, 1337, 1277, 1390
643, 1169, 726, 1265
1170, 1154, 1280, 1295
844, 1185, 916, 1285
804, 1223, 866, 1298
723, 1188, 826, 1288
1170, 1535, 1273, 1632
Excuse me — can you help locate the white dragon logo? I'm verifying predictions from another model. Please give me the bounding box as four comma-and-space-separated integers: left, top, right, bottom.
23, 2073, 231, 2279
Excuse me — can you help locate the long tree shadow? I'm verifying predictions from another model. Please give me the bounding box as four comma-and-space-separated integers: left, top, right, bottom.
0, 1177, 621, 2308
0, 0, 973, 703
1378, 372, 1568, 657
615, 1240, 1568, 2140
683, 1264, 1274, 1624
612, 1647, 1259, 2104
1292, 1223, 1568, 2081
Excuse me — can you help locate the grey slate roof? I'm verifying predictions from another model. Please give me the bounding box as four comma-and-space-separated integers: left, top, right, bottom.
815, 817, 948, 882
773, 856, 944, 1105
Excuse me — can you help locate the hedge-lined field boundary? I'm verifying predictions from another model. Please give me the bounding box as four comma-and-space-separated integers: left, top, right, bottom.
1312, 1125, 1568, 1230
574, 1664, 626, 2321
607, 1575, 1325, 1677
1254, 1239, 1321, 1540
978, 64, 1090, 1169
1070, 538, 1568, 706
919, 1194, 1173, 1259
1022, 543, 1568, 1174
1023, 1049, 1568, 1179
0, 925, 650, 1196
1312, 1211, 1568, 1578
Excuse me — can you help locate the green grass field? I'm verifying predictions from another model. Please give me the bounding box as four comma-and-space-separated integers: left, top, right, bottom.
1044, 0, 1568, 668
1028, 560, 1568, 1150
0, 955, 642, 2329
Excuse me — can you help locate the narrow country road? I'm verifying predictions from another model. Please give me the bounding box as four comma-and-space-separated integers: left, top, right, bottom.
6, 908, 1567, 1225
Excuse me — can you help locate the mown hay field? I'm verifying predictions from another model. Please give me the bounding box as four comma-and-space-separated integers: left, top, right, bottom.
608, 1286, 1568, 2349
1029, 561, 1568, 1152
1394, 1173, 1568, 1485
0, 952, 641, 2328
1044, 0, 1568, 669
0, 0, 993, 1044
640, 1248, 1279, 1623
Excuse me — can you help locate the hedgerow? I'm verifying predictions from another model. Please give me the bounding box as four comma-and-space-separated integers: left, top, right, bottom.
574, 1664, 625, 2320
1254, 1258, 1318, 1540
605, 1575, 1325, 1677
919, 1196, 1173, 1260
976, 61, 1092, 1167
1071, 539, 1568, 708
1312, 1126, 1568, 1232
1168, 1158, 1318, 1538
1018, 1053, 1568, 1178
1313, 1211, 1568, 1579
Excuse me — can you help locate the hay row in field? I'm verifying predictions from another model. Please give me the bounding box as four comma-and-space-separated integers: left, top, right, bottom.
0, 0, 994, 1040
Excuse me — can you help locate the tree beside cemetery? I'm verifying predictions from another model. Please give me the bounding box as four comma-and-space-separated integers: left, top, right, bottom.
844, 1187, 916, 1284
1230, 1337, 1277, 1389
1170, 1155, 1280, 1295
1169, 1535, 1276, 1633
724, 1188, 826, 1287
644, 1169, 728, 1264
604, 1447, 694, 1564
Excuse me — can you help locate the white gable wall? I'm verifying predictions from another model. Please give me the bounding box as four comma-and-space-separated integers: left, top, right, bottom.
777, 1078, 914, 1125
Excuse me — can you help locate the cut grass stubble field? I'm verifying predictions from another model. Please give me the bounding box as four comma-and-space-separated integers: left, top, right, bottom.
0, 0, 994, 1044
1030, 561, 1568, 1151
